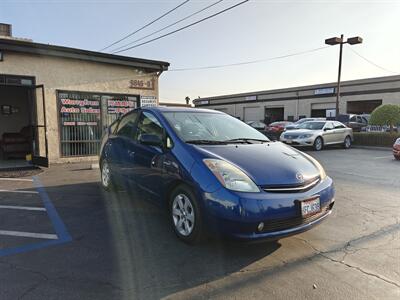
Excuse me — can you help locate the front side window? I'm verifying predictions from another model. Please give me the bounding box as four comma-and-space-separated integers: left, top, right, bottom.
162, 112, 269, 142
324, 122, 334, 130
116, 111, 138, 138
334, 121, 346, 129
135, 112, 164, 142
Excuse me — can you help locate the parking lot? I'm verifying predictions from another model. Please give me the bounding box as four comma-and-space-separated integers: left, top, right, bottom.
0, 148, 398, 299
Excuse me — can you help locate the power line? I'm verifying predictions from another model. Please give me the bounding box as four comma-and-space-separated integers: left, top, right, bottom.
167, 46, 330, 71
100, 0, 191, 52
114, 0, 250, 54
348, 47, 399, 75
111, 0, 225, 53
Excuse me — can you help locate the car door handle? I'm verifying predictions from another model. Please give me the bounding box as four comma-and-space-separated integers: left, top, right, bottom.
128, 150, 135, 158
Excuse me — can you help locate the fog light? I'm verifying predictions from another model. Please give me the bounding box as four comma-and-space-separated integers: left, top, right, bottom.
257, 222, 264, 232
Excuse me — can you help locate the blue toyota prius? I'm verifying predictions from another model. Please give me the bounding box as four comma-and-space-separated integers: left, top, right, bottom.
99, 107, 335, 244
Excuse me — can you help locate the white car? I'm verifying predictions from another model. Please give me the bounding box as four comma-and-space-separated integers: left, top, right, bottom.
280, 120, 353, 151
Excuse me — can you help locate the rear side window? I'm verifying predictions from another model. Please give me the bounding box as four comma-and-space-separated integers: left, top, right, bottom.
334, 121, 346, 129
116, 111, 138, 138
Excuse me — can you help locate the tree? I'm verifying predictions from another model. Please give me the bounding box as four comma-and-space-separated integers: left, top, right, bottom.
369, 104, 400, 133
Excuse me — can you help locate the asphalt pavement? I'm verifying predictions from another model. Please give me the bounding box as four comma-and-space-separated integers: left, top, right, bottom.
0, 148, 398, 299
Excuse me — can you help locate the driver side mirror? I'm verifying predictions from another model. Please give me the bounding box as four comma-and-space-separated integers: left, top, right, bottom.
324, 127, 331, 131
139, 134, 163, 147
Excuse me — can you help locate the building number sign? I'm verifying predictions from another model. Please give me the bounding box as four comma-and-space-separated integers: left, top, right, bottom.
129, 79, 155, 90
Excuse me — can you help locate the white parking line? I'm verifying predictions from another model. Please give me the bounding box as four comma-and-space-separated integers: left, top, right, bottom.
373, 156, 393, 159
0, 205, 46, 211
0, 178, 33, 182
0, 230, 58, 240
0, 189, 38, 194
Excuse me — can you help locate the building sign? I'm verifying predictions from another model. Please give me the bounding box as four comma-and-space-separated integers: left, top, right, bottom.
107, 99, 136, 114
60, 98, 100, 114
314, 88, 335, 95
141, 95, 157, 107
197, 100, 209, 105
245, 95, 257, 101
129, 78, 155, 90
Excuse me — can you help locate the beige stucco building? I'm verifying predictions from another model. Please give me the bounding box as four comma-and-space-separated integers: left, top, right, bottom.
193, 75, 400, 124
0, 25, 169, 166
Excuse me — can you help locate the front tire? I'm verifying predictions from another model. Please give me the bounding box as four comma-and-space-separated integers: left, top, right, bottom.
343, 136, 352, 149
169, 184, 204, 244
101, 160, 114, 191
313, 137, 323, 151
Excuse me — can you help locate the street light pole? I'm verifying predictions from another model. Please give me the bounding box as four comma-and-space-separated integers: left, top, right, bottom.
336, 34, 344, 120
325, 34, 363, 120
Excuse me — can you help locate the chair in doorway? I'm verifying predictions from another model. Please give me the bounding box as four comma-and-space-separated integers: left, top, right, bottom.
0, 126, 32, 160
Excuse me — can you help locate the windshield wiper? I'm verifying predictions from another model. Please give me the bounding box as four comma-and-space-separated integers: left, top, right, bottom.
224, 138, 269, 144
186, 139, 227, 145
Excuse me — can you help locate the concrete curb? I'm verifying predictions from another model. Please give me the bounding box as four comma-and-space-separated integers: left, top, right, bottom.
352, 145, 392, 151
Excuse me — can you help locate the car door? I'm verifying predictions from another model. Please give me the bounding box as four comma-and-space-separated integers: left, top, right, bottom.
322, 122, 335, 144
128, 111, 165, 197
110, 110, 139, 182
333, 121, 347, 143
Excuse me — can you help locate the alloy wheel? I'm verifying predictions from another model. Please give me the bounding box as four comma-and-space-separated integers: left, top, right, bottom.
101, 161, 111, 188
314, 137, 323, 151
172, 194, 195, 236
344, 136, 351, 148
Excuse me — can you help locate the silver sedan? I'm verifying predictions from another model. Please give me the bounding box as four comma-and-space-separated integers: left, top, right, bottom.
280, 121, 353, 151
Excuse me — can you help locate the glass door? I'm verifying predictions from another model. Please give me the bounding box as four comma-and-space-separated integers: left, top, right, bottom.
31, 85, 49, 167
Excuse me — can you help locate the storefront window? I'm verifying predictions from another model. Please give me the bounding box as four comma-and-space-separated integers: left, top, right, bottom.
58, 91, 139, 157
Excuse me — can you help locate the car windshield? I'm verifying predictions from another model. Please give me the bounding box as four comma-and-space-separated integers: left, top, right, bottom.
297, 121, 326, 130
295, 118, 309, 125
163, 111, 269, 143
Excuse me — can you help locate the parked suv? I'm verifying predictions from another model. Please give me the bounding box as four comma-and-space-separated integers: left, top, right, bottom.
338, 114, 368, 132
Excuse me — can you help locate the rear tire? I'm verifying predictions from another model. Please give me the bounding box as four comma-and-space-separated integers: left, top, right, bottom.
169, 184, 205, 244
343, 136, 352, 149
100, 160, 114, 191
313, 137, 323, 151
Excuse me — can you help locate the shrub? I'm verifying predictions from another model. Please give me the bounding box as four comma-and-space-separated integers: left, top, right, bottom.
369, 104, 400, 133
353, 132, 400, 147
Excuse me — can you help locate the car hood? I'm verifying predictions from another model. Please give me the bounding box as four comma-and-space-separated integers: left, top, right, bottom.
191, 142, 320, 186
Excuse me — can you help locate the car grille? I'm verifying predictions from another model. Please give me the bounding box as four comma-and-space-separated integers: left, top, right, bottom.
260, 203, 332, 233
262, 176, 320, 193
284, 134, 300, 139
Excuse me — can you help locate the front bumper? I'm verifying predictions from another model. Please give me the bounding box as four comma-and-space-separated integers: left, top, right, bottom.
280, 136, 315, 147
201, 177, 335, 241
393, 146, 400, 158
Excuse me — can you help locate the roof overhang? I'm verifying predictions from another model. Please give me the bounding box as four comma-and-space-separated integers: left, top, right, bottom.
0, 38, 169, 72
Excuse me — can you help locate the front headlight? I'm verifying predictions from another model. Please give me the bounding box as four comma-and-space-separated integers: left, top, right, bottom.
299, 134, 312, 139
301, 153, 327, 180
203, 159, 260, 192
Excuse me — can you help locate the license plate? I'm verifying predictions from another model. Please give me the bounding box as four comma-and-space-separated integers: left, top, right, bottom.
301, 197, 321, 217
286, 139, 293, 144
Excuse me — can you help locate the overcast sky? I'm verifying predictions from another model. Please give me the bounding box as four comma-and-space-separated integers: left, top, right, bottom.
2, 0, 400, 103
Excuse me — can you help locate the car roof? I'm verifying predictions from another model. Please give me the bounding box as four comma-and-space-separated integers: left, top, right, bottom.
302, 120, 328, 123
142, 106, 223, 114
